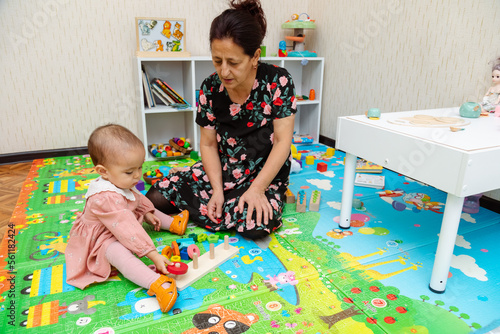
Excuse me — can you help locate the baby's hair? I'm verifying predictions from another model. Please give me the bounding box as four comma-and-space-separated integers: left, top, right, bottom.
491, 57, 500, 72
88, 124, 144, 167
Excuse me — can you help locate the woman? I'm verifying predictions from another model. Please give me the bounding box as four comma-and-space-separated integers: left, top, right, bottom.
146, 0, 296, 239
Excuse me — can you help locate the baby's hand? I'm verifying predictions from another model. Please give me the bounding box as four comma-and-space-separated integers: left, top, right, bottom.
147, 250, 170, 275
145, 212, 161, 231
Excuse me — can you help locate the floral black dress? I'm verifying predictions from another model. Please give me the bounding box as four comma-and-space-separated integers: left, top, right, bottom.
152, 62, 296, 234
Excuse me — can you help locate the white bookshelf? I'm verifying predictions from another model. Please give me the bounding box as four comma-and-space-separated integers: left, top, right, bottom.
136, 56, 324, 160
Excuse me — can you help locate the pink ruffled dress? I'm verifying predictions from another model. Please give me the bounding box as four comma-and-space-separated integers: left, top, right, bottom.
65, 177, 156, 289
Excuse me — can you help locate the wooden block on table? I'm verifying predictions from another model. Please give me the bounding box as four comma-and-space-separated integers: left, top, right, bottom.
309, 190, 321, 211
171, 242, 239, 290
296, 189, 307, 212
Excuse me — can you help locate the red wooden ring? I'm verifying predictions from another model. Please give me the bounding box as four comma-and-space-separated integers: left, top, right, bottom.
167, 262, 188, 275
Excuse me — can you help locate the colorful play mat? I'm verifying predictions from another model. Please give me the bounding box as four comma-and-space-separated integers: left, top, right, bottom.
1, 144, 499, 333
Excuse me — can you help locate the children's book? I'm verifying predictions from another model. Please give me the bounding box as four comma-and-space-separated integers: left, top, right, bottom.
151, 86, 171, 106
356, 159, 383, 173
355, 173, 385, 189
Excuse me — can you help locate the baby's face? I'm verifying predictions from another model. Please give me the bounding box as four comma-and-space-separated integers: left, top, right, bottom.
103, 145, 145, 189
492, 70, 500, 85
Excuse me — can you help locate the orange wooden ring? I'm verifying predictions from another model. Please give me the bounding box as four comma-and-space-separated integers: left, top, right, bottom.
171, 241, 180, 256
161, 245, 173, 258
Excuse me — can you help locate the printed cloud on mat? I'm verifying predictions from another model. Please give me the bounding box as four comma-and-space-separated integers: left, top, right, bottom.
306, 179, 332, 190
327, 201, 342, 210
451, 254, 487, 281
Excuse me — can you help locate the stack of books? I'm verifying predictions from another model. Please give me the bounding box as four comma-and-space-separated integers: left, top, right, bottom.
356, 159, 383, 173
150, 77, 189, 107
354, 173, 385, 189
141, 67, 189, 108
141, 66, 156, 108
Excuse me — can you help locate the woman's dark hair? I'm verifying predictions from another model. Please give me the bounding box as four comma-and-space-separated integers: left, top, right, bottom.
210, 0, 266, 57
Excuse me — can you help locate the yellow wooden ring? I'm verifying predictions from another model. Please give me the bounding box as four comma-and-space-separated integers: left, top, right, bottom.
170, 255, 181, 262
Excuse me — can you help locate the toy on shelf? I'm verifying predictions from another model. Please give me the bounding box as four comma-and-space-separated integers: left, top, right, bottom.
148, 138, 193, 160
480, 57, 500, 113
281, 13, 317, 57
143, 169, 164, 185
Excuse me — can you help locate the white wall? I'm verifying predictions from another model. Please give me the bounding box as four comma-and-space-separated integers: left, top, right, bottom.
0, 0, 306, 154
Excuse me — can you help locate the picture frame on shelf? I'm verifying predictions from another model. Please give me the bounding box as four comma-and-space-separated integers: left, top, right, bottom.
135, 17, 190, 57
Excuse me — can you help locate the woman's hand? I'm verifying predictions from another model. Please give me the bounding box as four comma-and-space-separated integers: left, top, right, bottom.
146, 250, 170, 275
238, 186, 273, 226
144, 212, 161, 231
207, 189, 225, 223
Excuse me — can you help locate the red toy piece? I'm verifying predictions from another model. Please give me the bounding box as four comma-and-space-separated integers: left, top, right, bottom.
167, 262, 188, 275
317, 162, 327, 172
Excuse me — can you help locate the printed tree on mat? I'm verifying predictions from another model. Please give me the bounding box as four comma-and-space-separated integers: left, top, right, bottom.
320, 306, 363, 329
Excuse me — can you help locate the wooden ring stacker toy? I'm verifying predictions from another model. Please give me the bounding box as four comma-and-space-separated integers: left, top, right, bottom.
167, 262, 188, 276
169, 139, 191, 154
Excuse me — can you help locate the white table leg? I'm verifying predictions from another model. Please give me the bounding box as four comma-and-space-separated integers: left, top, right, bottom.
339, 153, 357, 229
429, 193, 464, 293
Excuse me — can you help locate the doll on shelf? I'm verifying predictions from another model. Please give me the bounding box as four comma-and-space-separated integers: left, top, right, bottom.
480, 57, 500, 113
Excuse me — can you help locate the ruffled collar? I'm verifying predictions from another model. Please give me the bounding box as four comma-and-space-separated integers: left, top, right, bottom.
85, 177, 139, 201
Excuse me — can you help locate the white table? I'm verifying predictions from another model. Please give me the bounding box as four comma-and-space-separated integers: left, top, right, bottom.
336, 107, 500, 293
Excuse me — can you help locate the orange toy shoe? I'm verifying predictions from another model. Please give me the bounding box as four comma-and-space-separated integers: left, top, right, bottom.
169, 210, 189, 235
147, 275, 178, 312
